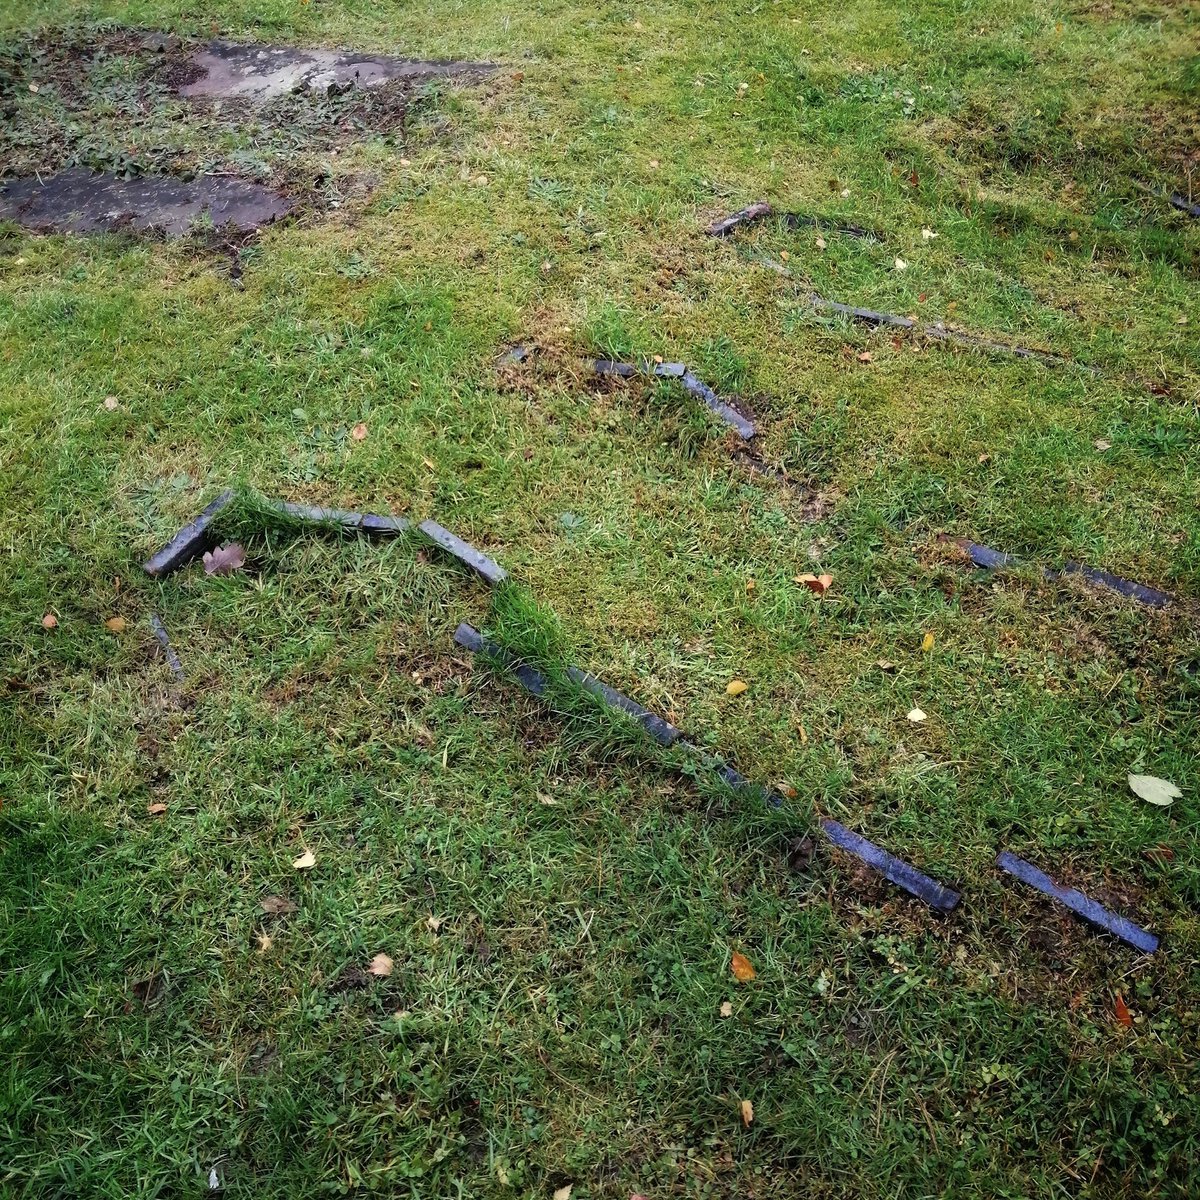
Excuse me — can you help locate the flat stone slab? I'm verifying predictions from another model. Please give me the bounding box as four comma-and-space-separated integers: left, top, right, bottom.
180, 40, 494, 101
0, 170, 292, 238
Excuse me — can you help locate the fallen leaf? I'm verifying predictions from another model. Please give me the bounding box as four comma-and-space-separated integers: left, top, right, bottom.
797, 724, 808, 746
103, 395, 119, 411
745, 578, 756, 592
426, 914, 444, 932
731, 951, 756, 982
908, 169, 919, 188
257, 932, 273, 953
537, 791, 559, 806
780, 250, 790, 262
978, 452, 991, 464
202, 543, 246, 576
840, 187, 851, 198
351, 422, 368, 441
726, 679, 749, 696
146, 802, 167, 816
740, 1098, 755, 1126
1115, 993, 1133, 1027
856, 350, 872, 363
553, 1186, 573, 1200
921, 227, 939, 240
894, 257, 908, 271
876, 659, 896, 671
292, 849, 316, 870
41, 613, 58, 629
921, 632, 936, 652
648, 158, 660, 168
261, 895, 297, 914
1094, 439, 1111, 451
794, 573, 832, 594
104, 616, 127, 633
399, 157, 412, 166
907, 707, 927, 723
720, 1001, 733, 1018
815, 235, 827, 250
368, 953, 394, 977
1128, 774, 1181, 807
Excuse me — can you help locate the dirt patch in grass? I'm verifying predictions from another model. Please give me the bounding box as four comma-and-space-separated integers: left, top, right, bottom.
0, 25, 493, 240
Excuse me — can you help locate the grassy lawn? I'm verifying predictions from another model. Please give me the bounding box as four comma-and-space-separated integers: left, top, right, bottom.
2, 0, 1198, 1195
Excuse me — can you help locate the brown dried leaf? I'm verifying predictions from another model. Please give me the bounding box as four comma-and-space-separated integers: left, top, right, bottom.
104, 616, 127, 632
740, 1098, 755, 1126
202, 543, 246, 576
41, 613, 58, 629
351, 422, 369, 441
725, 679, 749, 697
368, 953, 394, 977
261, 895, 298, 914
292, 849, 316, 870
146, 802, 167, 816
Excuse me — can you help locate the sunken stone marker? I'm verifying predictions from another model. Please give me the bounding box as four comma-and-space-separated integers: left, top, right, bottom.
0, 171, 292, 238
179, 40, 495, 101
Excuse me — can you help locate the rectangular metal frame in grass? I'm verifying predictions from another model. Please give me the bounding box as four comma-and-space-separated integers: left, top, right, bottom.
144, 493, 506, 586
455, 623, 963, 912
996, 851, 1159, 954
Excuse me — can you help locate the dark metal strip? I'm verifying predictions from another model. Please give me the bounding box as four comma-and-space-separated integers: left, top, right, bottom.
143, 490, 235, 577
822, 818, 962, 912
997, 851, 1159, 954
418, 520, 507, 585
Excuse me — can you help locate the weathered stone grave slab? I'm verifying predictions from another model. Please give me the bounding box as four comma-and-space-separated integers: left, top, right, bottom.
0, 171, 291, 238
180, 40, 494, 101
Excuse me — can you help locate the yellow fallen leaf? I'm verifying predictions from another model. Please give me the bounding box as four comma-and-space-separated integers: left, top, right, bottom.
146, 802, 167, 816
292, 849, 316, 870
368, 953, 394, 977
257, 932, 272, 953
921, 632, 935, 652
720, 1001, 733, 1018
797, 724, 808, 746
740, 1098, 755, 1126
553, 1186, 573, 1200
427, 914, 444, 933
537, 792, 559, 806
745, 578, 756, 592
105, 616, 127, 633
907, 707, 927, 723
726, 679, 748, 697
731, 951, 756, 982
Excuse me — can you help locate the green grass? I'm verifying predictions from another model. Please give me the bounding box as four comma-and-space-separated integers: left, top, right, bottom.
2, 0, 1199, 1195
